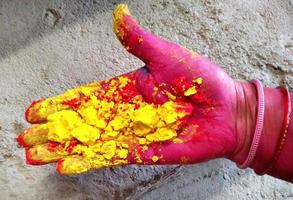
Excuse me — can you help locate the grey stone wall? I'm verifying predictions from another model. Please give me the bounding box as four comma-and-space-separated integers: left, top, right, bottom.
0, 0, 292, 199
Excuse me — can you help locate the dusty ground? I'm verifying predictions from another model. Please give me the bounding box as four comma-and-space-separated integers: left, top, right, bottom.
0, 0, 292, 199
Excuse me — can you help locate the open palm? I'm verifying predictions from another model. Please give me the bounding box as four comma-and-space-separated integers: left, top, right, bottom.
17, 4, 241, 174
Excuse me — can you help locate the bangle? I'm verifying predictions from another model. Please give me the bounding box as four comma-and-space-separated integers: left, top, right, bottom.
238, 79, 265, 169
260, 86, 291, 174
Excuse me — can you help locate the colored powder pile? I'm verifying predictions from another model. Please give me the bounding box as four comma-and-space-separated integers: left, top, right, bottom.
27, 76, 202, 174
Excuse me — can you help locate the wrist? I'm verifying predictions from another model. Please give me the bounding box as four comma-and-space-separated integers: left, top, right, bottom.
230, 80, 285, 173
230, 80, 257, 163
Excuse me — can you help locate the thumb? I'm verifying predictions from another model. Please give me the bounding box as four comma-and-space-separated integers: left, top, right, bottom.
113, 4, 197, 73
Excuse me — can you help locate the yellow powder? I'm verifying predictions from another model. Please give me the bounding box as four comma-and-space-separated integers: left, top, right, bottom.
113, 4, 130, 40
78, 106, 107, 128
184, 86, 197, 96
118, 76, 130, 88
42, 75, 193, 174
146, 128, 177, 142
101, 141, 116, 159
108, 116, 129, 131
47, 110, 82, 143
159, 102, 180, 124
133, 123, 152, 136
70, 124, 101, 144
132, 104, 159, 128
193, 77, 203, 85
60, 156, 91, 175
138, 138, 147, 145
47, 122, 72, 143
163, 91, 176, 101
72, 145, 96, 159
48, 110, 81, 129
173, 138, 183, 143
151, 156, 159, 162
104, 130, 119, 138
117, 149, 128, 159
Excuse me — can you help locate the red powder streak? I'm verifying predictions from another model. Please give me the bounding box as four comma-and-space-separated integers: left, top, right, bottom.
62, 98, 82, 110
119, 17, 132, 43
171, 77, 191, 96
175, 100, 193, 115
66, 139, 80, 153
25, 98, 44, 122
191, 132, 201, 143
56, 160, 64, 174
134, 103, 140, 110
176, 116, 189, 130
101, 81, 110, 91
16, 133, 27, 147
47, 141, 61, 152
83, 96, 90, 102
119, 81, 139, 103
96, 93, 103, 100
190, 93, 213, 106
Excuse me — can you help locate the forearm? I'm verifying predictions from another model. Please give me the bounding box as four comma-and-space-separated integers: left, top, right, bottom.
231, 81, 292, 182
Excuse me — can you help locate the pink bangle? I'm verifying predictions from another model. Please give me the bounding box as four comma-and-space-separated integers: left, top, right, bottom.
238, 79, 265, 169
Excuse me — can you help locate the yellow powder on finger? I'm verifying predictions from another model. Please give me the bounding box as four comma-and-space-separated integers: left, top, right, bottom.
72, 145, 96, 159
71, 124, 101, 144
60, 156, 91, 175
113, 4, 130, 40
47, 110, 82, 142
47, 122, 73, 143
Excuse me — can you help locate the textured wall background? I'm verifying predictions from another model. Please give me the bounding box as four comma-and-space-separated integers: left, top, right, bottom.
0, 0, 292, 199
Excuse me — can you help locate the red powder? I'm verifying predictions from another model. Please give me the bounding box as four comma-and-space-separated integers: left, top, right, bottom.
119, 81, 138, 103
175, 100, 193, 114
134, 103, 140, 110
47, 141, 61, 152
66, 139, 80, 153
16, 133, 27, 147
62, 98, 82, 110
190, 93, 213, 106
171, 77, 191, 96
56, 160, 64, 174
83, 96, 90, 102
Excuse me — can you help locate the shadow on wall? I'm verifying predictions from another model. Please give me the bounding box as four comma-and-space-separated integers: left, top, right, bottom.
0, 0, 126, 61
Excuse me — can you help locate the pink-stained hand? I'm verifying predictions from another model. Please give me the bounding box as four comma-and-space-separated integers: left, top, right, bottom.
17, 4, 257, 174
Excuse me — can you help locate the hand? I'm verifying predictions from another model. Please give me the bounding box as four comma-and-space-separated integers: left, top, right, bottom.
17, 4, 251, 175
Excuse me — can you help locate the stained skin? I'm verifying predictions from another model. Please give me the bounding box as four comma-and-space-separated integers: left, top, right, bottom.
17, 4, 239, 175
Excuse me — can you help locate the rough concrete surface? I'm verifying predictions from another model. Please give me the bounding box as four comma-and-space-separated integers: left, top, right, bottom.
0, 0, 292, 199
